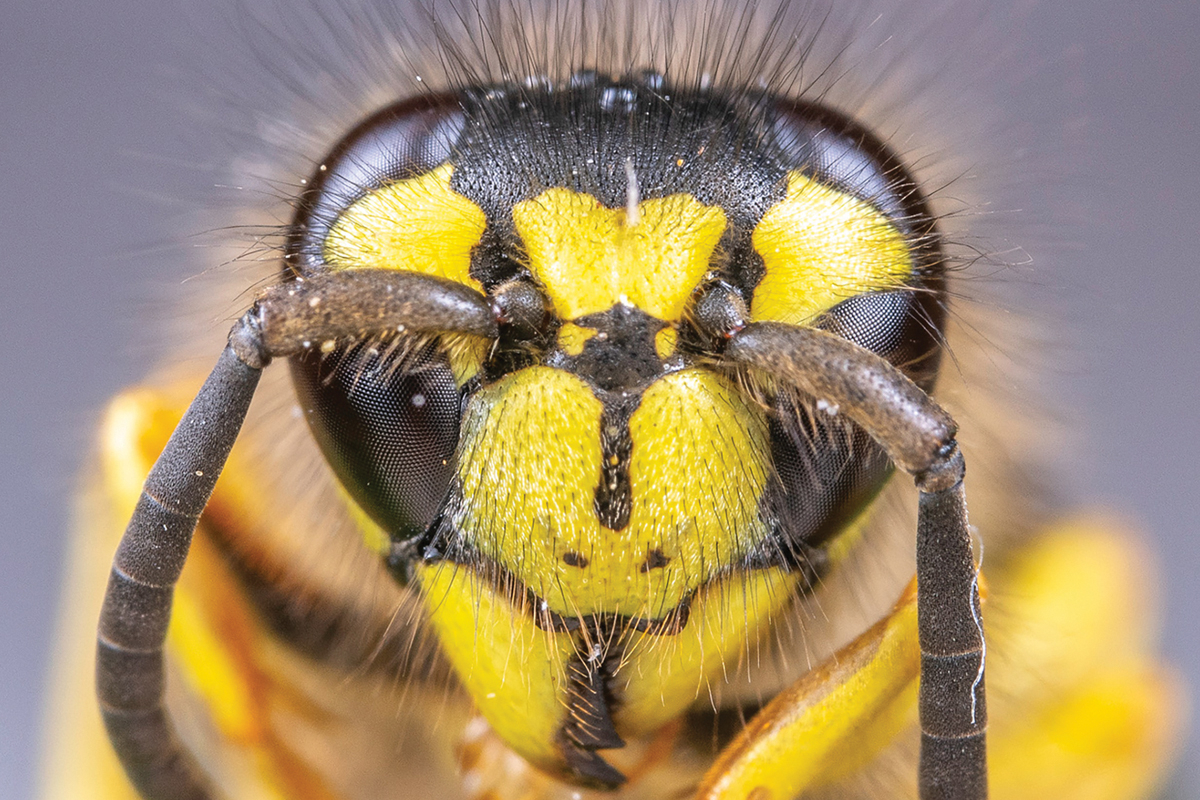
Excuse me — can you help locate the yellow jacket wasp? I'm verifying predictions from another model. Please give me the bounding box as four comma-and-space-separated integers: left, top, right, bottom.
40, 2, 1183, 799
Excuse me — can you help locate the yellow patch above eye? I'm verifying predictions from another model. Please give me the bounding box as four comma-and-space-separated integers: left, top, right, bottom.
511, 188, 727, 321
322, 163, 487, 292
751, 171, 914, 325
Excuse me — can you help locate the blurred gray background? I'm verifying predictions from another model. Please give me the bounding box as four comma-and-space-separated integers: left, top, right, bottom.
2, 1, 1197, 798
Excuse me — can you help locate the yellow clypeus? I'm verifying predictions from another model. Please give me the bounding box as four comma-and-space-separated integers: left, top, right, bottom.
452, 367, 772, 621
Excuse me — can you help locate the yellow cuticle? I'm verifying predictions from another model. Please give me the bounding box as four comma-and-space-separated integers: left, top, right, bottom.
415, 562, 576, 775
454, 367, 773, 619
751, 171, 913, 325
654, 326, 678, 359
557, 322, 598, 356
615, 569, 801, 735
322, 163, 486, 292
512, 188, 726, 321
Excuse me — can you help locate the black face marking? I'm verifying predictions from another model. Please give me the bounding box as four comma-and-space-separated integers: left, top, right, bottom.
548, 305, 668, 391
722, 227, 769, 301
625, 597, 691, 635
593, 397, 638, 531
543, 306, 673, 532
640, 548, 671, 573
562, 551, 589, 568
467, 222, 526, 291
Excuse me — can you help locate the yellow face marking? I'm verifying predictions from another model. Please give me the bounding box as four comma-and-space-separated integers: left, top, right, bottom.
322, 163, 487, 291
321, 166, 488, 384
454, 366, 605, 614
622, 369, 773, 607
454, 367, 771, 620
653, 326, 678, 360
557, 322, 598, 356
511, 188, 727, 321
415, 561, 577, 776
614, 568, 801, 736
751, 171, 914, 325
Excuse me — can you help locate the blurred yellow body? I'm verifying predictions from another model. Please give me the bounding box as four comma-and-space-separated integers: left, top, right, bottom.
40, 383, 1183, 798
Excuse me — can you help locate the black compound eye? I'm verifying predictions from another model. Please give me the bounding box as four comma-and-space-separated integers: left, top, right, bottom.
290, 340, 461, 542
283, 94, 474, 543
288, 93, 467, 273
766, 394, 892, 553
817, 290, 943, 391
756, 101, 948, 553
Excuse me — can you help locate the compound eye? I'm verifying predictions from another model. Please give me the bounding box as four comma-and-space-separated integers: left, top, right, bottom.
816, 290, 943, 390
755, 102, 947, 551
291, 340, 461, 543
289, 93, 468, 273
283, 94, 479, 543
